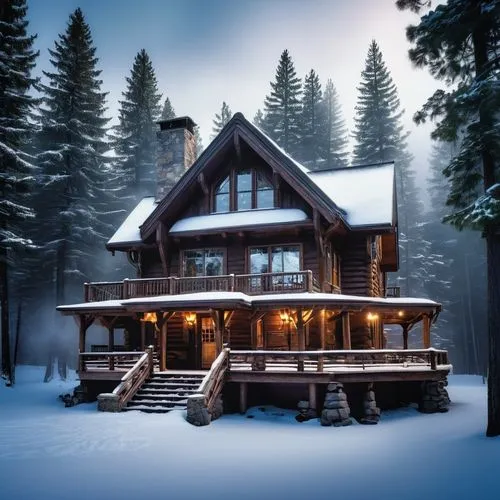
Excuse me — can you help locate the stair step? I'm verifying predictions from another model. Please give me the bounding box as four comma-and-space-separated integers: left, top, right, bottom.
123, 405, 185, 413
138, 385, 198, 392
135, 393, 193, 400
143, 380, 202, 387
129, 399, 188, 406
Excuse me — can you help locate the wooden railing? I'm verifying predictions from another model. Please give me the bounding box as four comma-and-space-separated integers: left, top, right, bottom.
110, 347, 154, 410
229, 348, 450, 373
84, 270, 321, 302
79, 350, 146, 372
186, 348, 229, 425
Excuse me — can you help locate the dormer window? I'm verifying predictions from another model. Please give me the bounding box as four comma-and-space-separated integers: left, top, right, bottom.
213, 169, 274, 212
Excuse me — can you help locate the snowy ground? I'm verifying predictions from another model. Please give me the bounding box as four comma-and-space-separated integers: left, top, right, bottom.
0, 367, 499, 500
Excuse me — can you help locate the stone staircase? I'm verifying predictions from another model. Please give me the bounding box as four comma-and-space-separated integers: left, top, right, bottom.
123, 371, 206, 414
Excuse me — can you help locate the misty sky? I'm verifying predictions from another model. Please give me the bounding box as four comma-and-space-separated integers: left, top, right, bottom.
26, 0, 441, 188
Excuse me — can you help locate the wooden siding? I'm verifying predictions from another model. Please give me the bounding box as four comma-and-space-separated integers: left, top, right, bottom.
339, 235, 371, 296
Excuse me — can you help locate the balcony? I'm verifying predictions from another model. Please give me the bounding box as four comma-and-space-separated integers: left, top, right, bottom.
84, 271, 322, 302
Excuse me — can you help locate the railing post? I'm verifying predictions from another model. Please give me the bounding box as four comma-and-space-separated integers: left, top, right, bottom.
170, 277, 178, 295
229, 274, 235, 292
109, 354, 115, 371
306, 270, 313, 292
84, 283, 90, 302
146, 345, 154, 376
123, 278, 129, 299
317, 353, 324, 372
430, 349, 437, 370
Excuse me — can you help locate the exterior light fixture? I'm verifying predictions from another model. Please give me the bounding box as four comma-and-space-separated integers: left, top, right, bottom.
184, 312, 196, 327
398, 310, 404, 317
367, 312, 379, 321
142, 312, 158, 323
279, 309, 290, 324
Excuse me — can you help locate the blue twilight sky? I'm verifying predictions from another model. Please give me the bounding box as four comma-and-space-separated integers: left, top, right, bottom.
26, 0, 440, 184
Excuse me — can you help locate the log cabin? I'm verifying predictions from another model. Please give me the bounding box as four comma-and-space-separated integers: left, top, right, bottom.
57, 113, 451, 425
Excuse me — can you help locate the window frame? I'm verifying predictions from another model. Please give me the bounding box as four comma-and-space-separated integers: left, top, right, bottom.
247, 243, 303, 275
180, 247, 227, 277
212, 168, 274, 213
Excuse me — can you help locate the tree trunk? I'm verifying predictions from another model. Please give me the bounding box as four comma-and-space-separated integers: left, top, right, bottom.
0, 246, 12, 386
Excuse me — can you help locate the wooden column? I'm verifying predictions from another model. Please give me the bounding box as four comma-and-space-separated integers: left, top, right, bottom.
108, 327, 114, 370
309, 383, 317, 410
422, 314, 431, 348
239, 382, 247, 414
212, 309, 224, 355
78, 315, 93, 372
297, 308, 305, 371
140, 321, 146, 351
402, 324, 409, 350
160, 320, 167, 371
319, 309, 326, 349
342, 311, 351, 350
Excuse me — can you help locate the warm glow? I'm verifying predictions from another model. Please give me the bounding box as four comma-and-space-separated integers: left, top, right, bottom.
398, 310, 405, 317
184, 312, 196, 326
142, 312, 158, 323
367, 312, 379, 321
279, 309, 290, 324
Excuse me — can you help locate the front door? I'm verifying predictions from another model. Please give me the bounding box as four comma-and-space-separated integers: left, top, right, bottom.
199, 316, 217, 369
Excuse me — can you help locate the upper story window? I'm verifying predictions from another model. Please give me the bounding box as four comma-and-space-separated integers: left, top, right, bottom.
214, 169, 274, 213
183, 248, 224, 277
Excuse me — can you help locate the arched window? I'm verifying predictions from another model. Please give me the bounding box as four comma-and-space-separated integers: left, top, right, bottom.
213, 169, 275, 212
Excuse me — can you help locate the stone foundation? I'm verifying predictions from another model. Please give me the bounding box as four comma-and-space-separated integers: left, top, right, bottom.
97, 393, 121, 412
359, 383, 381, 425
296, 400, 317, 422
320, 382, 352, 427
419, 379, 450, 413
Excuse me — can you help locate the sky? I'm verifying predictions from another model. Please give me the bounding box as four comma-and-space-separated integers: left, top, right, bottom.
26, 0, 441, 187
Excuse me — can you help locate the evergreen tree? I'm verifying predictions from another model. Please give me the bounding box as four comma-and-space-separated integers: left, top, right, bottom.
114, 49, 162, 198
397, 0, 500, 436
352, 39, 426, 297
211, 101, 232, 139
0, 0, 38, 385
194, 125, 203, 158
319, 79, 349, 169
160, 97, 175, 121
253, 109, 265, 130
262, 49, 302, 154
36, 8, 112, 307
298, 69, 324, 169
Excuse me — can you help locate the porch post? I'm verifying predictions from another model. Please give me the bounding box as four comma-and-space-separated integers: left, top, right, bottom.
402, 324, 409, 350
78, 315, 87, 372
108, 327, 114, 370
215, 309, 224, 355
422, 314, 431, 349
297, 308, 305, 371
319, 309, 326, 350
342, 311, 351, 350
160, 319, 167, 371
140, 321, 146, 351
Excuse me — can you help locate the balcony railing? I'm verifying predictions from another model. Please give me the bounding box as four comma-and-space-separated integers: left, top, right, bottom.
385, 286, 401, 298
84, 270, 321, 302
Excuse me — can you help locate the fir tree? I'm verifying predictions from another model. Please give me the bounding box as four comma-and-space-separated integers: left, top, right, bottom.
114, 49, 162, 198
36, 8, 112, 307
194, 125, 203, 158
161, 97, 175, 121
298, 69, 324, 169
397, 0, 500, 436
0, 0, 38, 385
320, 79, 349, 169
352, 39, 426, 298
211, 101, 232, 139
262, 49, 302, 154
253, 109, 265, 130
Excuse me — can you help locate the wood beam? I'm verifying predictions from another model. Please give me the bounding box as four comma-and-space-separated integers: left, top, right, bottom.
233, 130, 242, 163
156, 222, 168, 276
297, 308, 305, 371
140, 321, 146, 351
211, 309, 224, 354
197, 172, 209, 196
160, 320, 167, 371
239, 382, 247, 414
402, 324, 409, 350
319, 309, 326, 350
422, 314, 431, 348
342, 311, 351, 350
313, 209, 325, 257
309, 383, 317, 410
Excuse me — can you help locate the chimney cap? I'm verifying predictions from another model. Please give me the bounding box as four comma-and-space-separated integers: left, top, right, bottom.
157, 116, 196, 134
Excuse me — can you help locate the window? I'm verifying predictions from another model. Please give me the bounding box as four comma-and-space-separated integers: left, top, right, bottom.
325, 244, 341, 289
183, 249, 224, 277
213, 169, 274, 212
249, 245, 301, 274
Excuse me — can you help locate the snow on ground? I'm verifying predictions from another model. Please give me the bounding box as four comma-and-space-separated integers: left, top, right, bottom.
1, 367, 499, 500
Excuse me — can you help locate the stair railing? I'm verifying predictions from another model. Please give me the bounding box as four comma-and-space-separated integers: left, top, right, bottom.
186, 347, 230, 425
97, 346, 154, 412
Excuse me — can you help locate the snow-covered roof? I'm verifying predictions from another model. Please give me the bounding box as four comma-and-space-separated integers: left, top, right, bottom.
307, 163, 395, 228
169, 208, 309, 235
107, 197, 157, 248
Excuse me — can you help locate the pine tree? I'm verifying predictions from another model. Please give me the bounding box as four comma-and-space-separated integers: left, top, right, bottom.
262, 49, 302, 154
36, 8, 112, 308
397, 0, 500, 436
253, 109, 265, 130
352, 39, 426, 297
0, 0, 38, 385
211, 101, 232, 139
161, 97, 175, 121
320, 79, 349, 169
114, 49, 162, 198
298, 69, 324, 169
194, 125, 203, 158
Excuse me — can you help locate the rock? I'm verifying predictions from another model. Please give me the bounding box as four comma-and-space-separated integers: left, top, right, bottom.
324, 400, 349, 410
325, 392, 347, 402
297, 400, 310, 410
327, 382, 344, 392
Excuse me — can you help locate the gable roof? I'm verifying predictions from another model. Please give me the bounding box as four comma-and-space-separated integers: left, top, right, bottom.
107, 113, 397, 249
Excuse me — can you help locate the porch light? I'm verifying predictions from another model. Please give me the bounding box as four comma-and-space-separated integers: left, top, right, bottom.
398, 310, 405, 317
279, 309, 291, 324
142, 312, 158, 323
184, 312, 196, 327
367, 312, 379, 321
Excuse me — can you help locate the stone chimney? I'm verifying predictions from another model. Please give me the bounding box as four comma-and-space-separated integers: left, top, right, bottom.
156, 116, 197, 201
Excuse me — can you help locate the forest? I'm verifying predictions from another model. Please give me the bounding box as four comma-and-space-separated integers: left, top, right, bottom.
1, 0, 498, 412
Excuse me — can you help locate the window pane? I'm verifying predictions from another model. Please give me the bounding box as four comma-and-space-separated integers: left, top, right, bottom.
271, 247, 283, 273
282, 246, 300, 272
184, 250, 204, 277
216, 176, 230, 194
256, 172, 272, 189
250, 247, 268, 274
256, 189, 273, 209
237, 171, 252, 191
215, 193, 229, 212
205, 249, 223, 276
237, 191, 252, 211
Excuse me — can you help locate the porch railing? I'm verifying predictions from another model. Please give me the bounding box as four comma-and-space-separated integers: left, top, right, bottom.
79, 350, 146, 372
386, 286, 401, 298
228, 348, 449, 373
84, 270, 320, 302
